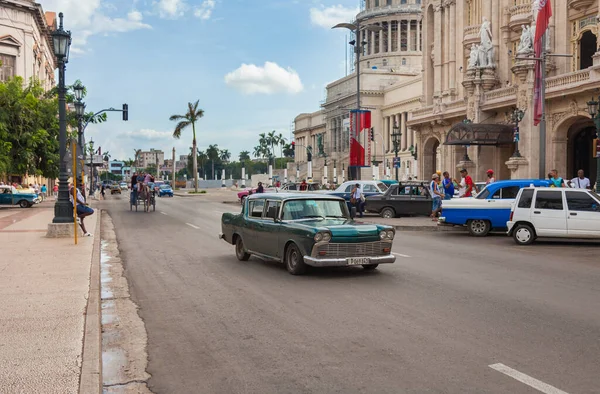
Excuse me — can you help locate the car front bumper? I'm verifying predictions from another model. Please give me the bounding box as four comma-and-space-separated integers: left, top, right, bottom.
303, 254, 396, 267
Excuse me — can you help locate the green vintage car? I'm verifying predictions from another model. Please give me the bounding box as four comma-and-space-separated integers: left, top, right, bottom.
219, 193, 396, 275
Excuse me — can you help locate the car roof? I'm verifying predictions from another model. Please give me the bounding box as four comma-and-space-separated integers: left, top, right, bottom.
247, 193, 344, 201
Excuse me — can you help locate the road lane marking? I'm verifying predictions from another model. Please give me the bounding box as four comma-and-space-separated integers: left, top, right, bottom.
186, 223, 200, 230
393, 253, 412, 258
489, 363, 569, 394
160, 212, 168, 215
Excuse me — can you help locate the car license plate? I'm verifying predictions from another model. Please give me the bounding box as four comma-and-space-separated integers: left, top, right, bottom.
347, 257, 370, 266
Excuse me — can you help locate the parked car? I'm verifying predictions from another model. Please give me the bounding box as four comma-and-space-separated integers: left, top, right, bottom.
158, 184, 174, 197
438, 179, 551, 236
508, 187, 600, 245
328, 180, 388, 207
219, 193, 396, 275
0, 185, 40, 208
365, 181, 432, 218
276, 182, 321, 192
110, 184, 121, 195
237, 185, 277, 203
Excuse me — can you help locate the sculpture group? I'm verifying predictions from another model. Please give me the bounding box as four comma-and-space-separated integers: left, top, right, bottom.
468, 17, 495, 69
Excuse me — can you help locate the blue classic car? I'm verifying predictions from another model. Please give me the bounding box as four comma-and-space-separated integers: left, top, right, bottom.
0, 185, 40, 208
438, 179, 551, 236
219, 193, 396, 275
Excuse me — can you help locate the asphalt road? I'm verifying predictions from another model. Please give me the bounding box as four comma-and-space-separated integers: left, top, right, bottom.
101, 193, 600, 394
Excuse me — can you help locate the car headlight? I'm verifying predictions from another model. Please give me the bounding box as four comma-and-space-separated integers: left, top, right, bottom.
379, 231, 387, 240
386, 230, 395, 240
314, 232, 323, 242
314, 232, 331, 242
322, 232, 331, 242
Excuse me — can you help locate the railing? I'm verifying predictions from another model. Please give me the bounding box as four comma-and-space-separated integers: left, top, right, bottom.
509, 3, 531, 20
546, 69, 591, 90
484, 86, 518, 101
356, 4, 421, 20
412, 105, 434, 117
463, 25, 479, 37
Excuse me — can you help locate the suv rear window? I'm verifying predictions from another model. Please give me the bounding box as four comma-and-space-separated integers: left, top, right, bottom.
517, 189, 534, 208
535, 190, 563, 210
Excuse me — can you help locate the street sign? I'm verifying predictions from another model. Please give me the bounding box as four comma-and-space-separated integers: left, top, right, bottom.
393, 157, 401, 169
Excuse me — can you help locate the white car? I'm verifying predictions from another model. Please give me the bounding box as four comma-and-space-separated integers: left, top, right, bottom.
507, 187, 600, 245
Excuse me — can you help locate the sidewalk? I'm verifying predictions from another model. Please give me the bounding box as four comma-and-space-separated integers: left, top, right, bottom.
359, 215, 461, 232
0, 204, 100, 394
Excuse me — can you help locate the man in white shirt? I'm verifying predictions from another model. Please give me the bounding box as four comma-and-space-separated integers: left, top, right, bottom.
70, 184, 94, 236
570, 169, 591, 189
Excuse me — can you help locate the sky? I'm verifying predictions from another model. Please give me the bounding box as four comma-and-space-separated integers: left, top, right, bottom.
37, 0, 361, 162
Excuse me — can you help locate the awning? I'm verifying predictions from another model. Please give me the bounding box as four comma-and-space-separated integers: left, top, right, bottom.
444, 123, 514, 146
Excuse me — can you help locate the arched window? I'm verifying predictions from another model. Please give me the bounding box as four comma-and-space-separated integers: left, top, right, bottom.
579, 30, 596, 70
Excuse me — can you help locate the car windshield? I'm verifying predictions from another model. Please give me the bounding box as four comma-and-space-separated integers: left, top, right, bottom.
282, 199, 347, 221
376, 182, 389, 192
160, 185, 170, 189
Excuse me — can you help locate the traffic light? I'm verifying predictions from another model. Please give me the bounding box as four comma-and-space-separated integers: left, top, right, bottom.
370, 127, 374, 141
122, 103, 128, 121
291, 141, 295, 157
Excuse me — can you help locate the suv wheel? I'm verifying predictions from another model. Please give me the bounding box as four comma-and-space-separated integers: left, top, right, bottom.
381, 207, 395, 219
467, 219, 491, 237
235, 237, 251, 261
285, 243, 307, 275
513, 224, 535, 245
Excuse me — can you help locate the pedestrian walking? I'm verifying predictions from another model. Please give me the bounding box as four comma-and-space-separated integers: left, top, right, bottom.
549, 169, 566, 188
52, 184, 58, 199
430, 174, 443, 220
442, 171, 454, 200
459, 169, 475, 197
40, 184, 47, 202
350, 183, 363, 218
569, 169, 590, 189
486, 169, 496, 184
256, 182, 264, 193
100, 184, 105, 200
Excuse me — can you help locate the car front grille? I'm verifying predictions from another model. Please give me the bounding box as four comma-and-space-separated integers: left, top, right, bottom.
316, 241, 391, 258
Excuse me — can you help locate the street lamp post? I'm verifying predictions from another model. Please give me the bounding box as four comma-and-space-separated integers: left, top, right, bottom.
511, 108, 525, 158
391, 122, 401, 181
73, 83, 85, 197
88, 139, 95, 196
51, 13, 72, 224
586, 97, 600, 193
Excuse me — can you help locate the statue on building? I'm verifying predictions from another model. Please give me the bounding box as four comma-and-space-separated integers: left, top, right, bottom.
478, 17, 495, 67
468, 44, 479, 69
317, 134, 325, 156
517, 25, 533, 55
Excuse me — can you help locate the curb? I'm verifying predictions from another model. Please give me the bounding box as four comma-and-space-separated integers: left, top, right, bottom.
392, 225, 461, 232
79, 210, 103, 394
222, 201, 240, 205
173, 193, 206, 198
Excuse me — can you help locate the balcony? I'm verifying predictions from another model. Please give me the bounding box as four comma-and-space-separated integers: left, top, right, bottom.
546, 69, 591, 93
463, 25, 480, 46
508, 3, 531, 32
357, 4, 421, 21
568, 0, 595, 11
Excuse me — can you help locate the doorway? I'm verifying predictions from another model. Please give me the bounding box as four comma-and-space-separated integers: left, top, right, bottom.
568, 126, 596, 182
579, 31, 597, 70
423, 137, 439, 177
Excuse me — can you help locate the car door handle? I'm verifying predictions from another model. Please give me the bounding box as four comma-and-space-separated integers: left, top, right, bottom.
533, 211, 541, 214
570, 212, 578, 216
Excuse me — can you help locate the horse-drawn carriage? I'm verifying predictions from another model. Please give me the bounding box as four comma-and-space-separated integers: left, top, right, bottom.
130, 185, 156, 212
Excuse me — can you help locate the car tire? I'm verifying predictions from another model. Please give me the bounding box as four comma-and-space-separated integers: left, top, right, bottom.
381, 207, 396, 219
19, 200, 29, 208
285, 243, 307, 275
235, 236, 251, 261
362, 264, 379, 270
512, 224, 535, 246
467, 219, 491, 237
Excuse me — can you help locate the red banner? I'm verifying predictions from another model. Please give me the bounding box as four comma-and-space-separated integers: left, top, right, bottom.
349, 110, 371, 167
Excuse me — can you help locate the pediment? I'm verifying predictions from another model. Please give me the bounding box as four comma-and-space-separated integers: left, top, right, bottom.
0, 35, 22, 48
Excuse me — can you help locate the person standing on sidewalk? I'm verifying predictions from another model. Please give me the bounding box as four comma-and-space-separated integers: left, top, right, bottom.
350, 183, 363, 218
569, 169, 590, 189
40, 184, 47, 202
430, 174, 443, 220
550, 169, 567, 188
442, 172, 454, 200
70, 184, 94, 237
486, 169, 496, 184
459, 169, 475, 197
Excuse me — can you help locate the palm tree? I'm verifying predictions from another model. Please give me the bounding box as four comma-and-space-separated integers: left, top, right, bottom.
239, 151, 250, 162
170, 100, 204, 192
206, 144, 220, 180
219, 149, 231, 163
133, 149, 142, 171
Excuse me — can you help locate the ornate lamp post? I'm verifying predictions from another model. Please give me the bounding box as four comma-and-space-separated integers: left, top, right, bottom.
51, 13, 73, 224
73, 84, 85, 196
586, 97, 600, 192
391, 122, 401, 181
511, 108, 525, 158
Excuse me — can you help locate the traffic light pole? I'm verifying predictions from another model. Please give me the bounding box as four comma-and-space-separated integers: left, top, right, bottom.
81, 105, 128, 134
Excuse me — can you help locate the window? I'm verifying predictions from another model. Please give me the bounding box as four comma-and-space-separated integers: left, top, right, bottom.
249, 200, 265, 218
376, 182, 389, 192
535, 191, 564, 210
566, 191, 599, 212
363, 184, 377, 192
264, 201, 281, 218
374, 0, 379, 6
401, 0, 407, 3
0, 54, 15, 82
345, 184, 354, 193
383, 59, 388, 66
402, 58, 407, 65
517, 189, 534, 208
491, 186, 520, 199
387, 0, 392, 5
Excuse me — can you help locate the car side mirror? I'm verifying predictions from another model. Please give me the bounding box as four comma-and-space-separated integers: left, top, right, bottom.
267, 206, 279, 220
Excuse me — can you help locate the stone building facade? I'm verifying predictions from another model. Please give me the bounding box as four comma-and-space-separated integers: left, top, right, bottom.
0, 0, 56, 90
293, 0, 424, 183
409, 0, 600, 183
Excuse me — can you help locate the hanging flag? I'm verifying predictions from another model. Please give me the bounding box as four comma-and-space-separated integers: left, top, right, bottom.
349, 110, 371, 167
533, 0, 552, 126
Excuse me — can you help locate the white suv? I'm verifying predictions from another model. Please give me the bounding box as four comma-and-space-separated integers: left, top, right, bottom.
507, 187, 600, 245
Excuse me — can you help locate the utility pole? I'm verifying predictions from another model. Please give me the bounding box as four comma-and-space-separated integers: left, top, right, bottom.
172, 147, 176, 186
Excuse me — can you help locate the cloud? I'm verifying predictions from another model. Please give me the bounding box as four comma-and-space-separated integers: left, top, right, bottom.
121, 129, 173, 141
309, 5, 358, 29
38, 0, 151, 50
224, 62, 303, 95
194, 0, 216, 20
155, 0, 187, 19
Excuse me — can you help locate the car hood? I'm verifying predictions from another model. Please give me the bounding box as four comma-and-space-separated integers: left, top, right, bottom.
292, 219, 383, 240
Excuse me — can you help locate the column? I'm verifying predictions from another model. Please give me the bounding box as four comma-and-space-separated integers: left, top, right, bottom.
444, 8, 450, 92
371, 30, 375, 55
378, 24, 383, 54
434, 8, 442, 96
449, 2, 456, 92
383, 116, 389, 152
407, 19, 412, 52
401, 113, 408, 151
388, 22, 392, 53
417, 19, 421, 52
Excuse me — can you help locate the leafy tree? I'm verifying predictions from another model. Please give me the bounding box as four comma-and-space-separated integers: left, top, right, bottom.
170, 100, 204, 192
206, 144, 220, 180
220, 149, 231, 163
239, 150, 250, 161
